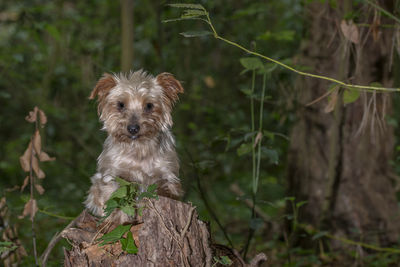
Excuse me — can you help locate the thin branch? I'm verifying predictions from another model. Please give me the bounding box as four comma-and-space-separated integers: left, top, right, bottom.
29, 135, 39, 266
40, 217, 78, 267
305, 88, 335, 106
365, 0, 400, 24
180, 206, 196, 240
38, 209, 75, 220
229, 183, 270, 223
301, 223, 400, 254
190, 6, 400, 92
184, 148, 234, 248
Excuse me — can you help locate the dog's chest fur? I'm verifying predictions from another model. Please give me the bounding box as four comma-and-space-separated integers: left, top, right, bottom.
97, 132, 178, 184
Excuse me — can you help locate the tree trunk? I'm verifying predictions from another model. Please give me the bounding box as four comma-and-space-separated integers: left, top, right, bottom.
121, 0, 134, 72
287, 0, 400, 248
62, 197, 266, 266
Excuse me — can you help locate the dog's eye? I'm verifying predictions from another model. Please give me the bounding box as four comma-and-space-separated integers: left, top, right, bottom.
145, 103, 154, 112
117, 101, 125, 110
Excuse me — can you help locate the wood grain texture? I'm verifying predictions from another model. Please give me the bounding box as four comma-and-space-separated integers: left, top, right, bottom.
62, 196, 266, 266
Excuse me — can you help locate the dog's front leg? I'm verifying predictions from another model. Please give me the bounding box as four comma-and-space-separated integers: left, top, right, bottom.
84, 173, 119, 217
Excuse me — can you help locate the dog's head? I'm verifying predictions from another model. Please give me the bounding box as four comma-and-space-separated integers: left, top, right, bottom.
89, 70, 184, 143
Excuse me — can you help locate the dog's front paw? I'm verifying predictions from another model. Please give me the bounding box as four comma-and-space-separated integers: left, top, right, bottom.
102, 175, 114, 183
157, 181, 182, 200
85, 173, 119, 217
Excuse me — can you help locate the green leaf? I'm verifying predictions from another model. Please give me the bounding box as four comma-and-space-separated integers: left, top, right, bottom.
121, 205, 136, 216
343, 88, 360, 104
138, 184, 158, 200
0, 241, 17, 253
168, 3, 204, 10
45, 24, 61, 41
263, 130, 275, 141
258, 30, 295, 42
121, 231, 138, 254
213, 255, 232, 265
98, 224, 131, 246
139, 191, 158, 200
138, 206, 144, 216
240, 57, 263, 70
312, 231, 328, 240
285, 196, 295, 201
262, 147, 279, 164
240, 88, 253, 96
163, 17, 204, 23
237, 143, 252, 156
115, 177, 131, 186
296, 201, 308, 208
258, 63, 277, 75
179, 31, 213, 37
110, 186, 127, 199
104, 198, 119, 217
182, 9, 206, 17
147, 184, 157, 194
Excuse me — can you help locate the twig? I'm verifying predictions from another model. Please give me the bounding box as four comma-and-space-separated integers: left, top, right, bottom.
365, 0, 400, 24
300, 223, 400, 254
167, 5, 400, 92
229, 183, 270, 223
202, 9, 400, 92
184, 148, 234, 248
91, 219, 112, 244
38, 209, 75, 220
305, 88, 335, 106
180, 206, 196, 240
29, 135, 39, 266
40, 217, 78, 267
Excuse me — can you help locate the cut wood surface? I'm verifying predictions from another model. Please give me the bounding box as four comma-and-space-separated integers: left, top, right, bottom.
62, 196, 267, 266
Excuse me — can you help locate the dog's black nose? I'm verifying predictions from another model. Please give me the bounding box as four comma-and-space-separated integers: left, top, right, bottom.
127, 124, 140, 135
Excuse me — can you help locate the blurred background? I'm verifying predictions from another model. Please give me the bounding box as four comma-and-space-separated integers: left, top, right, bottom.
1, 0, 400, 265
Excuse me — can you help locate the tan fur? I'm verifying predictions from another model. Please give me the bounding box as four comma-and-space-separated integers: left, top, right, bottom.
85, 70, 184, 219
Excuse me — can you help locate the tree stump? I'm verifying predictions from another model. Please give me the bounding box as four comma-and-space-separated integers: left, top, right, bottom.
62, 196, 266, 266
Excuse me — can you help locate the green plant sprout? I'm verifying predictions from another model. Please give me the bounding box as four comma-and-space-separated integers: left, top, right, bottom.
97, 178, 158, 254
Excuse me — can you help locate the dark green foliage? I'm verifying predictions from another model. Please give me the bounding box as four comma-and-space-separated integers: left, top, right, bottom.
102, 178, 158, 221
1, 0, 400, 266
98, 180, 158, 254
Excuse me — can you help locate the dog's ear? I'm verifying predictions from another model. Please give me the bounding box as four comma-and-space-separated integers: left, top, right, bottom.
89, 73, 116, 100
156, 73, 184, 107
90, 73, 116, 114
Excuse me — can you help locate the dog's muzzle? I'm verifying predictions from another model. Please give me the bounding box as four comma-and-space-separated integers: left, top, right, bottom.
127, 124, 140, 137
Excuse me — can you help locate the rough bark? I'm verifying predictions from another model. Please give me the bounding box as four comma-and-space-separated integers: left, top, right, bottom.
287, 0, 400, 248
62, 196, 267, 266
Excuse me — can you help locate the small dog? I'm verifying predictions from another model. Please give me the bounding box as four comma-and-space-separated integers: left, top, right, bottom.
84, 70, 184, 218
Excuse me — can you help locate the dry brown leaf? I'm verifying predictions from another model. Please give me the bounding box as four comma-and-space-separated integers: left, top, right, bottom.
324, 88, 339, 113
19, 141, 32, 172
19, 198, 38, 220
371, 16, 381, 42
5, 185, 19, 192
39, 151, 56, 162
31, 156, 45, 179
203, 76, 216, 88
38, 109, 47, 126
253, 131, 263, 148
0, 197, 6, 210
340, 20, 359, 44
33, 130, 41, 156
25, 106, 38, 123
34, 184, 45, 195
20, 176, 29, 192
